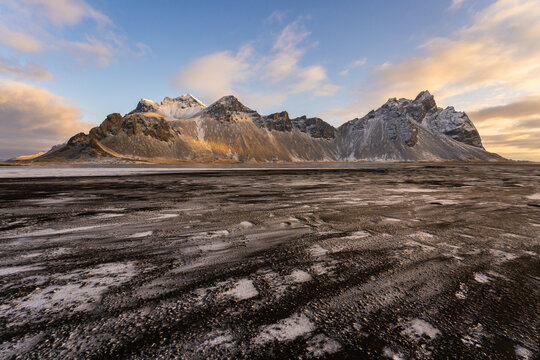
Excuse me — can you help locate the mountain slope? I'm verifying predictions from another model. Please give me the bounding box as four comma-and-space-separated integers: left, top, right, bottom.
37, 91, 502, 163
337, 92, 495, 161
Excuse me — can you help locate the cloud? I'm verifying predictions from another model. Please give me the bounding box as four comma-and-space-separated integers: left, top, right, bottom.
173, 18, 339, 106
64, 36, 115, 67
0, 26, 43, 53
320, 0, 540, 161
0, 0, 145, 68
448, 0, 467, 10
340, 58, 367, 76
18, 0, 110, 26
174, 48, 252, 100
266, 10, 286, 24
367, 0, 540, 104
0, 81, 91, 159
468, 96, 540, 122
0, 60, 53, 80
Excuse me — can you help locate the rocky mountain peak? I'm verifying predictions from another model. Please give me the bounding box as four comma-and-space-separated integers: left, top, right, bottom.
259, 111, 293, 132
129, 98, 160, 115
200, 95, 260, 122
161, 94, 206, 108
414, 90, 434, 102
213, 95, 252, 111
128, 94, 206, 120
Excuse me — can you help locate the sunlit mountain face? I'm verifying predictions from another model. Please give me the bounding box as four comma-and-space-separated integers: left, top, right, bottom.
34, 91, 501, 163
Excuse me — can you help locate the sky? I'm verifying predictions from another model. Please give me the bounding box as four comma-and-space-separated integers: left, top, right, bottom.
0, 0, 539, 161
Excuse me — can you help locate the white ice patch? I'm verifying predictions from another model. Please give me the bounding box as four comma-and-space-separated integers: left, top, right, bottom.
200, 330, 235, 349
309, 244, 328, 257
383, 347, 406, 360
0, 265, 44, 276
474, 272, 491, 283
223, 279, 258, 301
515, 345, 533, 359
489, 249, 518, 263
349, 231, 370, 239
388, 187, 439, 193
401, 319, 440, 341
94, 213, 124, 219
149, 214, 178, 220
455, 283, 468, 299
1, 262, 136, 322
239, 221, 255, 228
306, 334, 342, 357
12, 225, 109, 238
255, 313, 314, 344
410, 232, 434, 240
198, 242, 231, 251
525, 193, 540, 200
29, 197, 79, 205
287, 269, 312, 283
129, 231, 153, 238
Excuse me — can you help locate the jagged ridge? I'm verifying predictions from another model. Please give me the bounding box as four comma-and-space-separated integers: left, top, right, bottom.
35, 91, 502, 163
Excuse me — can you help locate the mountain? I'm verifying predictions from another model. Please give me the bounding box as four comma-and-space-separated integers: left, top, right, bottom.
129, 94, 206, 120
34, 90, 502, 163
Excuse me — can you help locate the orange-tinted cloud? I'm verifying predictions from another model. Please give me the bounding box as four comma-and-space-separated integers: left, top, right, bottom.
0, 81, 92, 159
0, 27, 43, 53
322, 0, 540, 161
0, 60, 52, 80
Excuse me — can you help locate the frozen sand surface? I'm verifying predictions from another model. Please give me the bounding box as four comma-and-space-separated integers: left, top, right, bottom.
0, 164, 538, 359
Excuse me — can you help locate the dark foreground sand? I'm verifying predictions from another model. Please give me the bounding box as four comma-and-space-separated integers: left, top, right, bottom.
0, 164, 538, 359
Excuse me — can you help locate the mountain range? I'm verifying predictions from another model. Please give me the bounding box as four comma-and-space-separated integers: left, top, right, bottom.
28, 90, 502, 163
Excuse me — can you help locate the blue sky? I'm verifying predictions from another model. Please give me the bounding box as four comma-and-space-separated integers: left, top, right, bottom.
1, 0, 539, 160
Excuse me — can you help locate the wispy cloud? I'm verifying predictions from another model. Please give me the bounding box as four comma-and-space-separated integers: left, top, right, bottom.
0, 81, 91, 159
0, 0, 148, 68
0, 59, 53, 80
63, 36, 115, 67
468, 96, 540, 122
266, 10, 286, 24
0, 26, 43, 53
340, 57, 367, 76
174, 18, 339, 107
18, 0, 111, 26
448, 0, 467, 11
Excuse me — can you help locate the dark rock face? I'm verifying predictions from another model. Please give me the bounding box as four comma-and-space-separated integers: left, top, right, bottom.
128, 99, 159, 115
380, 99, 419, 147
199, 95, 260, 122
261, 112, 293, 132
67, 132, 91, 146
291, 116, 337, 139
121, 114, 175, 142
89, 113, 124, 139
402, 90, 438, 121
424, 107, 483, 148
397, 90, 484, 148
89, 113, 174, 142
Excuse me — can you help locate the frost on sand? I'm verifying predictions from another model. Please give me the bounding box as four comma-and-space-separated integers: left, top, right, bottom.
255, 313, 314, 344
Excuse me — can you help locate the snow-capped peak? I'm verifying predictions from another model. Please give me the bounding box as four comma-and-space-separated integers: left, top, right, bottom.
128, 94, 206, 120
414, 90, 432, 101
140, 98, 158, 105
161, 94, 206, 108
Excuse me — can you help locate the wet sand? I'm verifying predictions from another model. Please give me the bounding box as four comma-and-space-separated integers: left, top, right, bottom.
0, 164, 539, 359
